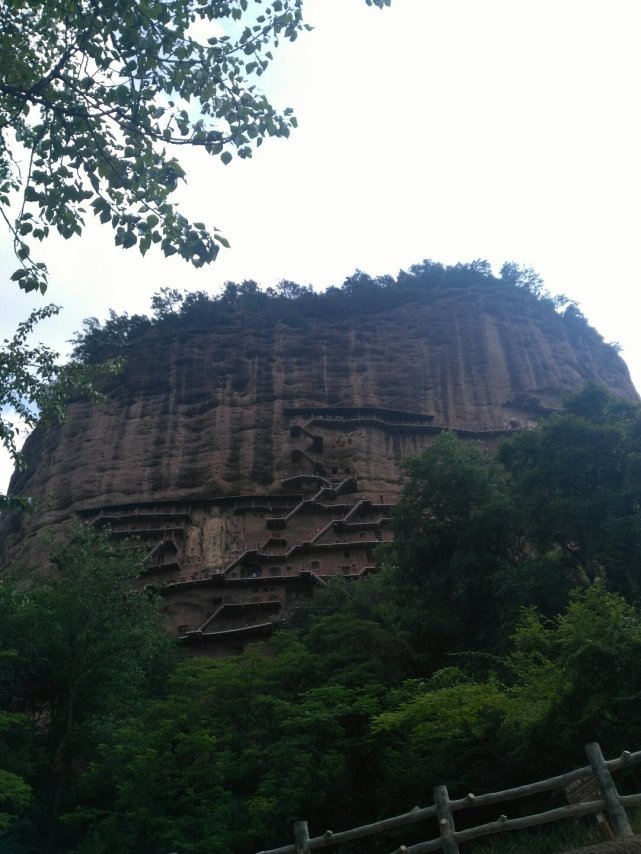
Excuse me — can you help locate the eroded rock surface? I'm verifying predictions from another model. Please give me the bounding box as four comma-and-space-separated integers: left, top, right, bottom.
2, 280, 637, 648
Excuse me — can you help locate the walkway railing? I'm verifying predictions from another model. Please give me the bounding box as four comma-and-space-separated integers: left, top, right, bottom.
256, 742, 641, 854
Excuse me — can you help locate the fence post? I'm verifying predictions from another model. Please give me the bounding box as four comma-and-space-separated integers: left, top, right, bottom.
585, 742, 633, 839
294, 820, 311, 854
434, 784, 459, 854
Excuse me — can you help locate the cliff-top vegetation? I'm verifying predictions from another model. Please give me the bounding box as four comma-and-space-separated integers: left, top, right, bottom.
70, 259, 605, 365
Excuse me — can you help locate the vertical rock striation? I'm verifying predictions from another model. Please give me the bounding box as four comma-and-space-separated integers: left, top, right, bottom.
1, 272, 637, 650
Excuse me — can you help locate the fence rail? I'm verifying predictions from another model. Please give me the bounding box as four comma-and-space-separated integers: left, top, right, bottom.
256, 742, 641, 854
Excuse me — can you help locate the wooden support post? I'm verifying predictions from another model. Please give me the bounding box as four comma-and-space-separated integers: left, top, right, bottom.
585, 742, 633, 839
434, 784, 459, 854
294, 820, 311, 854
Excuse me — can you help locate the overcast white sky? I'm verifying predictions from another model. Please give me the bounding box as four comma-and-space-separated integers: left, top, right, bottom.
2, 0, 640, 491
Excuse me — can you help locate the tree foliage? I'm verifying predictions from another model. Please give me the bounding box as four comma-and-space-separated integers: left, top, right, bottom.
0, 525, 169, 849
0, 0, 311, 293
0, 766, 32, 836
6, 389, 641, 850
0, 306, 122, 509
387, 432, 520, 664
381, 388, 641, 664
0, 0, 390, 295
57, 631, 395, 852
499, 385, 641, 598
501, 584, 641, 771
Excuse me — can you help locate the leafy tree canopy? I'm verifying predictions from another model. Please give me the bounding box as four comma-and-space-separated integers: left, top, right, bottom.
5, 391, 641, 849
1, 0, 389, 295
0, 524, 170, 849
385, 432, 520, 665
502, 583, 641, 768
499, 385, 641, 599
1, 0, 305, 293
0, 306, 122, 510
381, 388, 641, 668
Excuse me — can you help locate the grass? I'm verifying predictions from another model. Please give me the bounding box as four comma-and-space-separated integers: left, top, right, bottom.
468, 809, 641, 853
468, 815, 605, 853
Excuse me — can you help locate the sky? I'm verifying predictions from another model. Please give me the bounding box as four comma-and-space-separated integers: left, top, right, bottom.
2, 0, 640, 491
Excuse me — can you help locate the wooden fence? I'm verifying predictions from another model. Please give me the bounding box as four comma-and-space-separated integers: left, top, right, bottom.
256, 742, 641, 854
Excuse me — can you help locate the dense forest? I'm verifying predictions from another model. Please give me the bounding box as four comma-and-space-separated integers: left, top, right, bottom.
3, 385, 641, 852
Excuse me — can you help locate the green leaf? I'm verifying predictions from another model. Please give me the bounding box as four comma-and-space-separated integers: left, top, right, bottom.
139, 233, 152, 255
1, 0, 311, 287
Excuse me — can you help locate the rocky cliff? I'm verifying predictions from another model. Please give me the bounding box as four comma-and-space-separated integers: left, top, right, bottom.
2, 266, 637, 649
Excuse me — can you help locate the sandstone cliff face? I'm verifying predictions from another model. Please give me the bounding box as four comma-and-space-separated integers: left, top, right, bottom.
7, 282, 636, 513
1, 277, 637, 647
